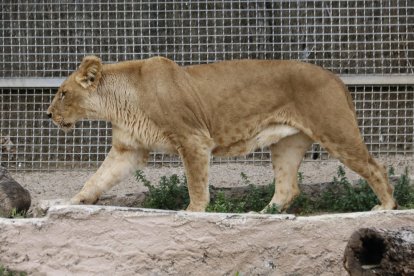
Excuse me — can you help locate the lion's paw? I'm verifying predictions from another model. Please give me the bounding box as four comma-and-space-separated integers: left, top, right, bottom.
70, 193, 98, 205
185, 202, 207, 212
260, 203, 283, 214
371, 202, 397, 211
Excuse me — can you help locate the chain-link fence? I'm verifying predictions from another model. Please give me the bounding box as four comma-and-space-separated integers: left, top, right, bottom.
1, 0, 413, 171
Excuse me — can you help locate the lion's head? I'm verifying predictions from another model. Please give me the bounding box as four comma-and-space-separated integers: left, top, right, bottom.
47, 56, 103, 132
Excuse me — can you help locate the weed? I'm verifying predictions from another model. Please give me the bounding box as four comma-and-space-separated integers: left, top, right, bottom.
388, 166, 395, 176
0, 265, 27, 276
288, 171, 317, 215
206, 191, 245, 213
317, 166, 378, 212
297, 171, 304, 184
0, 208, 27, 219
136, 170, 189, 210
206, 179, 275, 213
9, 208, 27, 219
240, 172, 252, 186
135, 170, 152, 187
289, 193, 315, 215
289, 166, 413, 214
393, 167, 414, 209
242, 184, 274, 212
136, 166, 414, 215
262, 203, 280, 214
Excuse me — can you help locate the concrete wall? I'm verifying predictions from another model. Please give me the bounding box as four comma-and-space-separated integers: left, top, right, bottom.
1, 206, 413, 275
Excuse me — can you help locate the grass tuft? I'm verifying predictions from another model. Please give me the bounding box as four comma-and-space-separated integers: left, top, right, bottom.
136, 170, 189, 210
316, 166, 379, 212
0, 265, 27, 276
393, 168, 414, 209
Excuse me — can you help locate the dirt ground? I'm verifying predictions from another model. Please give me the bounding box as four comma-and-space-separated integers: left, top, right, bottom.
11, 156, 414, 210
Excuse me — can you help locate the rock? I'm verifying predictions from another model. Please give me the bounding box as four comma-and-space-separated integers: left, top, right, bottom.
97, 192, 148, 207
32, 198, 71, 217
0, 166, 31, 217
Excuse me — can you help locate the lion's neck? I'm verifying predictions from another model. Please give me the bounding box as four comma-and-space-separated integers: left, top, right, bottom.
85, 73, 171, 150
87, 73, 136, 121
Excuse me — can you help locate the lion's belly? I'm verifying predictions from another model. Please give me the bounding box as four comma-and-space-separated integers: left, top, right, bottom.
212, 125, 299, 157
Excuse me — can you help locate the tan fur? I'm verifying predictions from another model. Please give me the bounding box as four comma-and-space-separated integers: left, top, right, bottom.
47, 56, 397, 211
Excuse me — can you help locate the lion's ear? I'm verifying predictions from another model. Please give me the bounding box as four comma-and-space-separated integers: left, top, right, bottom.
75, 56, 102, 89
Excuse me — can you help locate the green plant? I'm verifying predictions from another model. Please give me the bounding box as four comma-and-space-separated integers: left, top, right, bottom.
289, 193, 315, 215
136, 170, 189, 210
9, 208, 27, 219
297, 171, 304, 184
0, 265, 27, 276
136, 166, 414, 215
262, 203, 280, 214
388, 166, 395, 176
206, 191, 245, 213
207, 173, 274, 213
1, 208, 27, 219
242, 183, 274, 212
288, 171, 317, 215
240, 172, 275, 212
393, 168, 414, 208
317, 166, 414, 212
317, 166, 378, 212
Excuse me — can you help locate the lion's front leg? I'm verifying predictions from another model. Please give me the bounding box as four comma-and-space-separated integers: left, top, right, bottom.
71, 146, 149, 205
178, 140, 212, 212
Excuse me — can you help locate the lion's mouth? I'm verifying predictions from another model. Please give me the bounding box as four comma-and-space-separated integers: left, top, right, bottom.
60, 121, 75, 132
52, 119, 75, 133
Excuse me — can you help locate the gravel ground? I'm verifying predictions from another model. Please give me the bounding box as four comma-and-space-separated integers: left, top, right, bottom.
11, 156, 414, 210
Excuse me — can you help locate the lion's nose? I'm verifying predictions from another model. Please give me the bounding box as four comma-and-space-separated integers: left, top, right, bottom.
47, 112, 52, 119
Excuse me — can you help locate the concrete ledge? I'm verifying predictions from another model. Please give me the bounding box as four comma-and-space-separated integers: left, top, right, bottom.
1, 74, 413, 88
0, 77, 66, 88
0, 205, 413, 275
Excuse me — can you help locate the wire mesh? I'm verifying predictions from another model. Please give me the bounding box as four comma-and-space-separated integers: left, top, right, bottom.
0, 0, 413, 77
1, 85, 412, 171
0, 0, 413, 171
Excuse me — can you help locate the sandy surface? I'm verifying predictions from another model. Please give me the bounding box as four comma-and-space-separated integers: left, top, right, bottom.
1, 206, 413, 275
11, 156, 414, 210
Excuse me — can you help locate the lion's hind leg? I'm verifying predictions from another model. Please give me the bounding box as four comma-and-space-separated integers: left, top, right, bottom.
316, 126, 397, 210
331, 146, 396, 210
263, 132, 313, 213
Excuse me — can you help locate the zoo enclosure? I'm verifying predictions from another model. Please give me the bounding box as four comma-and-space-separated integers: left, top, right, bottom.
0, 0, 413, 171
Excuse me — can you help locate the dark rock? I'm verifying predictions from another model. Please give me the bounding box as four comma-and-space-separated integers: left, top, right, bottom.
0, 166, 31, 217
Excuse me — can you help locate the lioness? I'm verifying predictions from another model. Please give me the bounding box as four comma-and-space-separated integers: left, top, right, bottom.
47, 56, 397, 212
